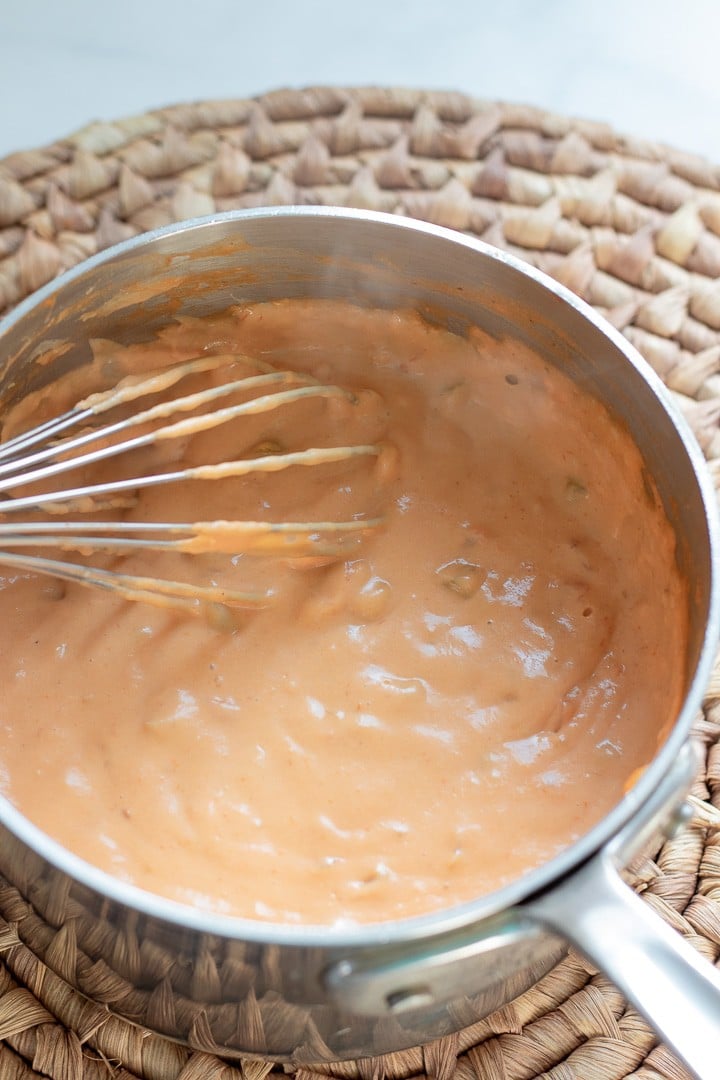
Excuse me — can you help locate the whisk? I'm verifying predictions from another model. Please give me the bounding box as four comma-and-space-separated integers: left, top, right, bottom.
0, 353, 386, 619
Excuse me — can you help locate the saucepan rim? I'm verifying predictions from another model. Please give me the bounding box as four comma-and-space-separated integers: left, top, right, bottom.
0, 205, 717, 948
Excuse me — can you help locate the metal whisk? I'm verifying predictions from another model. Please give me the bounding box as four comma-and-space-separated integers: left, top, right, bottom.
0, 353, 386, 618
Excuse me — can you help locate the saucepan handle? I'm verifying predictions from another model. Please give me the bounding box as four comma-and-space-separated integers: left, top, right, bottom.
524, 822, 720, 1080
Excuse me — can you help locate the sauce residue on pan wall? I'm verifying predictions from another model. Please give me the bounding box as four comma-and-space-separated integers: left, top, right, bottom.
0, 299, 688, 924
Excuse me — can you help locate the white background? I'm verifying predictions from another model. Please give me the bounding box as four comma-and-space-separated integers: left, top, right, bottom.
1, 0, 719, 164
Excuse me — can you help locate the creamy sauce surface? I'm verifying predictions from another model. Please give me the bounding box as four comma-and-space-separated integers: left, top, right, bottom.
0, 300, 688, 923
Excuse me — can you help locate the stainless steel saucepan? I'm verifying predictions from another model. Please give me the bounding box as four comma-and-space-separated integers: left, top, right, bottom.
0, 208, 718, 1077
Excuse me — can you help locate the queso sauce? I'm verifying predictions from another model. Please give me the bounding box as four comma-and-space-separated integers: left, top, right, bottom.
0, 300, 688, 924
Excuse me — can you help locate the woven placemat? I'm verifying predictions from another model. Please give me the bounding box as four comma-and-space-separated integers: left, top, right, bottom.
1, 86, 720, 1080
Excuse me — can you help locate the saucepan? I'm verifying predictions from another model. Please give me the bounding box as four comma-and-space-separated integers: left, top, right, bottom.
0, 208, 718, 1078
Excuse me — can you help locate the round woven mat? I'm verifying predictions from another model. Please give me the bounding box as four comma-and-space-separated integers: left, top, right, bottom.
1, 86, 720, 1080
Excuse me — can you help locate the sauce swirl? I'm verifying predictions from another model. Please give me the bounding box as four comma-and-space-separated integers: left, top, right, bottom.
0, 300, 687, 924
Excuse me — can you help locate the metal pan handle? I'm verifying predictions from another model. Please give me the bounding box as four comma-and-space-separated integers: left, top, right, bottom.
525, 852, 720, 1080
524, 745, 720, 1080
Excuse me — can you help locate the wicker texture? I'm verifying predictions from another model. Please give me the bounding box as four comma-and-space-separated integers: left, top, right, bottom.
0, 86, 719, 1079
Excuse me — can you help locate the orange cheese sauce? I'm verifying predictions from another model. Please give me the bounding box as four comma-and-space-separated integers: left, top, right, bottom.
0, 300, 688, 924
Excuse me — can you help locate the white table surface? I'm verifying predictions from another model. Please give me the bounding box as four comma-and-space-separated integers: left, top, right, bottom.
2, 0, 720, 166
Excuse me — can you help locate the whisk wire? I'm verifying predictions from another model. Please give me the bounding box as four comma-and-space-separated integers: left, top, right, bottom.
0, 516, 383, 556
0, 444, 381, 513
0, 550, 269, 618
